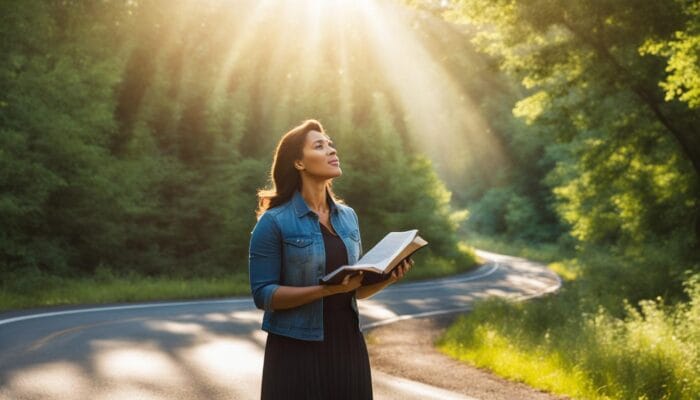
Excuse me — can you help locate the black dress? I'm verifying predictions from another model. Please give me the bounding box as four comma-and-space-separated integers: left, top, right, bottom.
260, 223, 373, 400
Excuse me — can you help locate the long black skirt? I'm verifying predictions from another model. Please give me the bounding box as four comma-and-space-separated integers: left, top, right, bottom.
260, 305, 373, 400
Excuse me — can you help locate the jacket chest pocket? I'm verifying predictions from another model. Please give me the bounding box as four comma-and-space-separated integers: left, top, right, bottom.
283, 236, 314, 283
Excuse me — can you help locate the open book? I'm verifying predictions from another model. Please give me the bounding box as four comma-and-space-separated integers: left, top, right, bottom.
320, 229, 428, 285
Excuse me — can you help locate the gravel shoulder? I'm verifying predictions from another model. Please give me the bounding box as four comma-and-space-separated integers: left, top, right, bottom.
365, 314, 571, 400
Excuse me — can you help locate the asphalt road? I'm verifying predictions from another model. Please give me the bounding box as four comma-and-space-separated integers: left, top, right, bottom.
0, 250, 561, 400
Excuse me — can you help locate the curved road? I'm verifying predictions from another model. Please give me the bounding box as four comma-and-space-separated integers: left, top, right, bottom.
0, 250, 561, 400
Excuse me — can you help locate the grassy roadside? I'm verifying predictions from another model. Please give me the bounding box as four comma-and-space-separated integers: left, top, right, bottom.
0, 271, 252, 313
437, 235, 700, 399
0, 245, 478, 313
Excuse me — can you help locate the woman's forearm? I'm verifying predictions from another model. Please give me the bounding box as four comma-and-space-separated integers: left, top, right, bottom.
271, 278, 390, 307
270, 272, 365, 310
270, 285, 337, 310
356, 280, 392, 300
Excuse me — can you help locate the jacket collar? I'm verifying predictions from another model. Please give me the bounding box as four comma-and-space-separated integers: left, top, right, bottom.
292, 188, 339, 218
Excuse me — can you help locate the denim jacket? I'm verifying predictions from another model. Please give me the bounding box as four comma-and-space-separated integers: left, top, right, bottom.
248, 189, 363, 341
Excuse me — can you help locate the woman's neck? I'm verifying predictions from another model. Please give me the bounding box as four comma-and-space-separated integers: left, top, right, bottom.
300, 180, 329, 214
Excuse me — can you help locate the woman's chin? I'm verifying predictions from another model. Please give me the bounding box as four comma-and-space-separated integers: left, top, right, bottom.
327, 167, 342, 178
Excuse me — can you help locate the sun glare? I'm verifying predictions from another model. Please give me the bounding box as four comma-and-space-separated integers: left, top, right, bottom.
360, 0, 506, 176
135, 0, 506, 181
287, 0, 506, 177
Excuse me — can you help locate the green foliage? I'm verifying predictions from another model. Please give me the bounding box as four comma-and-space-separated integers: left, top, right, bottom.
438, 265, 700, 400
0, 1, 131, 275
0, 0, 471, 286
465, 186, 562, 243
640, 2, 700, 108
435, 0, 700, 272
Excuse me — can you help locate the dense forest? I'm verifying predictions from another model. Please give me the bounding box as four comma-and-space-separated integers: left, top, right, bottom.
1, 0, 474, 281
1, 0, 698, 295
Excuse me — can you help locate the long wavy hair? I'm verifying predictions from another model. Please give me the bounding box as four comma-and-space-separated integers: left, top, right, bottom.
255, 119, 343, 219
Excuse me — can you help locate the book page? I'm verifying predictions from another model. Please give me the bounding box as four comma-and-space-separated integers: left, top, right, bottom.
319, 229, 428, 284
386, 236, 428, 271
356, 230, 417, 272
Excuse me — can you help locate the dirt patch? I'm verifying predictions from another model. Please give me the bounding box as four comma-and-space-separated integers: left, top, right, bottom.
365, 314, 571, 400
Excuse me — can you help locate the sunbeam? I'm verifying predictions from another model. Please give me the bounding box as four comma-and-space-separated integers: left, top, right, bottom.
99, 0, 511, 197
360, 0, 507, 178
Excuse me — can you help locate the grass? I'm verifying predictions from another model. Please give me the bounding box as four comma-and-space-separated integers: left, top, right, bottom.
439, 318, 592, 398
0, 271, 251, 312
436, 236, 700, 399
0, 244, 479, 312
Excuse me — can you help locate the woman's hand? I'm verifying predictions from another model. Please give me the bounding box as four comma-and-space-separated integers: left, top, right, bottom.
387, 257, 414, 284
330, 271, 364, 294
355, 257, 414, 300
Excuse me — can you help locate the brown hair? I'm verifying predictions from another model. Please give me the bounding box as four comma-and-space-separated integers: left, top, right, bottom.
255, 119, 343, 218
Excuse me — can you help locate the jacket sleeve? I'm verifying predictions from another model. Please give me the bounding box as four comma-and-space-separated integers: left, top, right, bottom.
248, 212, 282, 312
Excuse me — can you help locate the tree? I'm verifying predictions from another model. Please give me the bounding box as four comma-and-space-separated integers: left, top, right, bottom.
437, 0, 699, 249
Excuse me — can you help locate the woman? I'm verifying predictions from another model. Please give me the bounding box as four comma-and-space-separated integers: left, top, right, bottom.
248, 119, 413, 400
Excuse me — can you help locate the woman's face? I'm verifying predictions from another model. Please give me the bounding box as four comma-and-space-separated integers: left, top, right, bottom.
296, 130, 341, 180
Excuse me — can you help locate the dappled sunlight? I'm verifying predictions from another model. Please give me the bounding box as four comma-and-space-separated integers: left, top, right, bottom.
227, 309, 265, 323
181, 338, 263, 388
483, 288, 514, 297
249, 329, 268, 349
200, 312, 232, 323
403, 297, 449, 308
92, 340, 186, 385
4, 362, 90, 399
95, 386, 164, 400
504, 274, 554, 290
358, 301, 401, 320
0, 308, 265, 400
146, 320, 206, 335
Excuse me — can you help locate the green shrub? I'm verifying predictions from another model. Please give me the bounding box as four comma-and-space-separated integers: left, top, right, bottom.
439, 259, 700, 400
